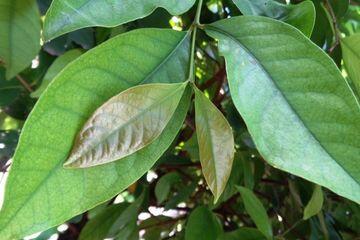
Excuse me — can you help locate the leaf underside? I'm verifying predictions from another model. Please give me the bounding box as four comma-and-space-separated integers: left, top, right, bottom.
205, 16, 360, 203
65, 82, 187, 168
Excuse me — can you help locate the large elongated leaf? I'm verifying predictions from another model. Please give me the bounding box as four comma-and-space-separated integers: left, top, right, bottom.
341, 34, 360, 94
43, 0, 196, 40
65, 82, 188, 168
205, 16, 360, 203
0, 28, 191, 239
194, 86, 234, 202
0, 0, 41, 79
236, 186, 273, 239
232, 0, 315, 37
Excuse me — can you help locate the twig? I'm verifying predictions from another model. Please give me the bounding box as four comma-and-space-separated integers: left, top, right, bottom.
323, 0, 341, 53
16, 74, 33, 92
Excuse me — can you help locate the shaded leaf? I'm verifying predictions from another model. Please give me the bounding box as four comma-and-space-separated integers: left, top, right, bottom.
217, 227, 267, 240
205, 16, 360, 203
0, 28, 191, 239
236, 186, 273, 239
0, 0, 41, 79
185, 206, 223, 240
64, 82, 188, 168
232, 0, 315, 37
155, 172, 182, 204
341, 34, 360, 94
0, 68, 23, 107
194, 86, 235, 202
303, 185, 324, 220
43, 0, 196, 40
31, 49, 83, 98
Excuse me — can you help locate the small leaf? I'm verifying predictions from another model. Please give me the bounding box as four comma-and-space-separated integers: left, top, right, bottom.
205, 16, 360, 204
0, 0, 41, 79
155, 172, 182, 204
43, 0, 196, 40
194, 86, 235, 202
236, 186, 273, 239
0, 67, 23, 107
217, 227, 267, 240
185, 206, 223, 240
341, 34, 360, 94
31, 49, 83, 98
303, 185, 324, 220
64, 82, 188, 168
232, 0, 315, 37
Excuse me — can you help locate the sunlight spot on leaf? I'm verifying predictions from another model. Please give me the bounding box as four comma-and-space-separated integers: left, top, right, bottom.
57, 224, 68, 233
31, 56, 39, 69
138, 212, 151, 220
146, 170, 158, 182
49, 233, 59, 240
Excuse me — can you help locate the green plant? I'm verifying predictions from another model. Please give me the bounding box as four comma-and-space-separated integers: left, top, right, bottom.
0, 0, 359, 239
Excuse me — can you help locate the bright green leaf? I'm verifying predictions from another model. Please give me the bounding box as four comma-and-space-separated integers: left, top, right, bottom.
31, 49, 83, 98
205, 16, 360, 204
0, 0, 41, 79
194, 86, 235, 202
217, 227, 267, 240
303, 185, 324, 220
185, 206, 223, 240
341, 34, 360, 94
64, 82, 188, 168
236, 186, 273, 239
155, 172, 181, 204
0, 28, 191, 239
232, 0, 315, 37
43, 0, 196, 40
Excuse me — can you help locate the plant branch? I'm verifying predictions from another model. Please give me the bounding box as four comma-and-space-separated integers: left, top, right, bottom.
16, 74, 33, 92
323, 0, 341, 53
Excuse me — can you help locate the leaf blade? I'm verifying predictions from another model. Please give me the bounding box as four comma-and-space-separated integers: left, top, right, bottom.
205, 16, 360, 203
194, 87, 235, 202
341, 34, 360, 95
303, 185, 324, 220
44, 0, 196, 40
64, 82, 188, 168
0, 0, 41, 79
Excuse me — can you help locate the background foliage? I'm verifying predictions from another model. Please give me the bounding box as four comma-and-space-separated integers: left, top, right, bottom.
0, 0, 360, 239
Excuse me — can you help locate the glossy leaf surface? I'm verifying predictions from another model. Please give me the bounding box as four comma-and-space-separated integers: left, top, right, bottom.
0, 0, 41, 79
194, 86, 235, 202
205, 16, 360, 203
237, 186, 273, 239
232, 0, 315, 37
341, 34, 360, 94
0, 29, 191, 239
65, 82, 187, 168
44, 0, 196, 40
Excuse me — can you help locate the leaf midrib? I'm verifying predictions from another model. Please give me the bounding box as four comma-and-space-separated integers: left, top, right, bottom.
206, 25, 360, 186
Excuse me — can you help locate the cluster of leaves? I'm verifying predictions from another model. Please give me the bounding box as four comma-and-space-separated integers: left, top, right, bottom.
0, 0, 359, 239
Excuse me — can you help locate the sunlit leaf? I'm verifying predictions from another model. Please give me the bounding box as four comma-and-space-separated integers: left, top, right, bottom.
205, 16, 360, 204
194, 86, 235, 202
341, 34, 360, 95
43, 0, 196, 40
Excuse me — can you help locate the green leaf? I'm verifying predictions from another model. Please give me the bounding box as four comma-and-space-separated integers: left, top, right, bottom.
0, 28, 191, 239
64, 82, 188, 168
194, 86, 235, 202
341, 34, 360, 94
43, 0, 196, 40
185, 206, 223, 240
205, 16, 360, 204
303, 185, 324, 220
217, 227, 267, 240
231, 0, 315, 37
31, 49, 83, 98
79, 203, 130, 240
0, 0, 41, 79
236, 186, 273, 239
155, 172, 182, 204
